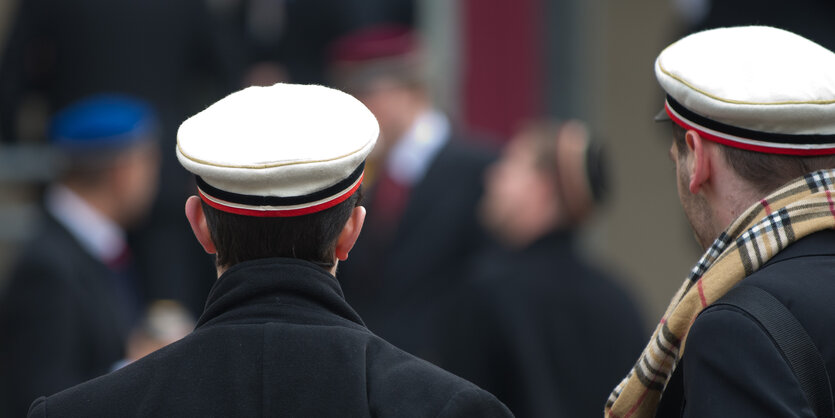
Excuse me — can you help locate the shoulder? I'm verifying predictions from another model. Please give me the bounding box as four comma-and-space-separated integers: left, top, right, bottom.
739, 237, 835, 361
23, 369, 133, 418
363, 336, 511, 417
682, 302, 815, 416
26, 397, 45, 417
436, 387, 514, 418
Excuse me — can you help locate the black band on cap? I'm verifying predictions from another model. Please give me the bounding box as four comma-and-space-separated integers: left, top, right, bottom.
196, 161, 365, 207
666, 95, 835, 145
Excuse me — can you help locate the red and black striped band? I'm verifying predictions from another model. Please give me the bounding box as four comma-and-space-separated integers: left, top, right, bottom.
196, 162, 365, 217
665, 95, 835, 156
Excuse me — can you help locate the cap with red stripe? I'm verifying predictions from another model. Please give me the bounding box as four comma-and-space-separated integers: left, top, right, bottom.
654, 26, 835, 155
176, 83, 378, 217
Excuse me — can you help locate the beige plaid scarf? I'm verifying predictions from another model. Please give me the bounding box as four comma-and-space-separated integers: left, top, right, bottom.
605, 169, 835, 418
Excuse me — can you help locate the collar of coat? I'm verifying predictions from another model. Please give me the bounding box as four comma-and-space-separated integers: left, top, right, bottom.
196, 258, 365, 331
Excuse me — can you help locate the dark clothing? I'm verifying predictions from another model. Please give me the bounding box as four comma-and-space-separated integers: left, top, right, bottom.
28, 258, 513, 417
656, 230, 835, 417
0, 213, 135, 418
438, 232, 646, 418
339, 135, 495, 362
236, 0, 415, 85
0, 0, 242, 316
0, 0, 240, 143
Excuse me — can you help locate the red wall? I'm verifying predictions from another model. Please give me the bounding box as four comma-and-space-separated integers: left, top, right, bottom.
461, 0, 544, 139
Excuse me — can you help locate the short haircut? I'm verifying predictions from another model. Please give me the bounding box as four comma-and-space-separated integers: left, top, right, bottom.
672, 123, 835, 194
201, 187, 362, 269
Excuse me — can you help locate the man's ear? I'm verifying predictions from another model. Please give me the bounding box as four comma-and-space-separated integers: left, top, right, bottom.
686, 130, 712, 195
335, 206, 366, 261
185, 196, 217, 254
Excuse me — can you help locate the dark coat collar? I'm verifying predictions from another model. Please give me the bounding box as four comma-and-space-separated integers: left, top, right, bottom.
196, 258, 365, 330
762, 229, 835, 267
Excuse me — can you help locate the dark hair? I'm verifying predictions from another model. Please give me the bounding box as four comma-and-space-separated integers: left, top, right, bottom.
519, 119, 608, 203
201, 187, 362, 269
672, 123, 835, 194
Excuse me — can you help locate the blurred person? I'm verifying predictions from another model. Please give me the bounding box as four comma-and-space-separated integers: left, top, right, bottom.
0, 0, 244, 317
27, 83, 513, 417
606, 27, 835, 417
209, 0, 415, 87
328, 24, 497, 361
122, 300, 195, 365
0, 95, 160, 417
217, 0, 411, 87
438, 120, 646, 417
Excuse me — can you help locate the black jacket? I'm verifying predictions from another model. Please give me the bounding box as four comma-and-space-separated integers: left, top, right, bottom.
0, 213, 135, 418
339, 135, 496, 361
656, 230, 835, 417
438, 232, 646, 417
28, 258, 512, 417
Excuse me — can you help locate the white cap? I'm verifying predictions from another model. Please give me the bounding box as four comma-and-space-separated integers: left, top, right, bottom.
176, 83, 378, 216
655, 26, 835, 155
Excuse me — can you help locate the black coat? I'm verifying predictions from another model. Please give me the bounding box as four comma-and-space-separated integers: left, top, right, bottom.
339, 135, 496, 361
0, 213, 135, 418
437, 232, 646, 418
656, 229, 835, 417
28, 258, 513, 417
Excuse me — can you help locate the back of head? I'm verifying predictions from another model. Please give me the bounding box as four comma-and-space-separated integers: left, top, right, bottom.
481, 119, 607, 247
176, 83, 379, 270
655, 26, 835, 194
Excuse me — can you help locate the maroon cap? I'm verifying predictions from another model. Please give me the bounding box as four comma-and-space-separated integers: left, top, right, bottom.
329, 24, 419, 64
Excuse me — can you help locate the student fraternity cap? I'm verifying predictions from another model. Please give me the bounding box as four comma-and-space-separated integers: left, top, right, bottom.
655, 26, 835, 155
176, 83, 379, 217
50, 94, 158, 151
329, 24, 419, 63
328, 24, 424, 92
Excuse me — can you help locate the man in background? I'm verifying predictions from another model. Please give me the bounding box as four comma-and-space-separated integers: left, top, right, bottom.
0, 0, 243, 316
329, 25, 496, 362
439, 120, 646, 417
0, 95, 161, 417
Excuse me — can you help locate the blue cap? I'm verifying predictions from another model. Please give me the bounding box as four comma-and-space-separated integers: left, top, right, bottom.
50, 94, 158, 151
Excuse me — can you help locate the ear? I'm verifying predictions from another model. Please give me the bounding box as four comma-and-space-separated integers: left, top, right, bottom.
686, 130, 712, 195
334, 206, 366, 261
185, 196, 217, 254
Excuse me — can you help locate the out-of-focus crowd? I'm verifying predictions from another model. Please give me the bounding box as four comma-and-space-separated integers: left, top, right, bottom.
2, 0, 834, 417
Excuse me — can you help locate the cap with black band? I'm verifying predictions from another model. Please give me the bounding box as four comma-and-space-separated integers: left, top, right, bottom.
654, 26, 835, 155
176, 83, 379, 217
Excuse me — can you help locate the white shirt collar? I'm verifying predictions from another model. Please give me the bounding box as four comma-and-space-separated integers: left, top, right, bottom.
45, 184, 127, 263
385, 109, 450, 186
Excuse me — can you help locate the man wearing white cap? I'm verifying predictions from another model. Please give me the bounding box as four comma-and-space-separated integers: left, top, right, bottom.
605, 27, 835, 417
26, 83, 512, 417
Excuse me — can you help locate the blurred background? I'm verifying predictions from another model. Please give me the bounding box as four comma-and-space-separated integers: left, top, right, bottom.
0, 0, 701, 331
3, 0, 835, 416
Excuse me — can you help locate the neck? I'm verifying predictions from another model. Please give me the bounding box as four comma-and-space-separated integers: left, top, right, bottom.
63, 182, 123, 227
215, 259, 338, 279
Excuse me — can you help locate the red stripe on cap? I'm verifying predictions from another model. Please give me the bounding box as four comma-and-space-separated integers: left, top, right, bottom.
199, 173, 363, 217
665, 103, 835, 156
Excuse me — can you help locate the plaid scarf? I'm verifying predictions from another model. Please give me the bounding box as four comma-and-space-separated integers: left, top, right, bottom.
605, 169, 835, 418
